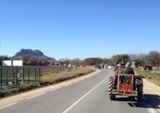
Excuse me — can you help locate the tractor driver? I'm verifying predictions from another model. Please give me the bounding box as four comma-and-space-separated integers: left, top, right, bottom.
121, 63, 134, 74
114, 64, 120, 77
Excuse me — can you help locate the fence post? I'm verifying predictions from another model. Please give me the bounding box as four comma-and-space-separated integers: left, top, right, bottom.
6, 68, 8, 84
0, 68, 2, 89
39, 68, 41, 82
11, 60, 13, 83
16, 68, 18, 85
34, 68, 36, 82
22, 68, 24, 83
28, 68, 30, 83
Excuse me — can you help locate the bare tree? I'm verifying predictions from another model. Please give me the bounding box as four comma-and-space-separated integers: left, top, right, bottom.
70, 58, 82, 66
101, 58, 111, 64
58, 58, 70, 67
22, 54, 31, 65
129, 53, 147, 66
38, 56, 47, 66
129, 54, 139, 61
146, 51, 160, 66
82, 57, 102, 66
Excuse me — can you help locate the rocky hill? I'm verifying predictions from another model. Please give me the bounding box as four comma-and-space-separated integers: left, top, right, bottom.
13, 49, 54, 60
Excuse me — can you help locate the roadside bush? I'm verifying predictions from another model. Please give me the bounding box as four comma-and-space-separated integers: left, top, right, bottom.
144, 65, 152, 71
0, 83, 40, 98
0, 88, 19, 98
19, 83, 39, 92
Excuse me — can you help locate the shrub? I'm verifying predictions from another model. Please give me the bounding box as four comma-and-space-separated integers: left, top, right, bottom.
144, 65, 152, 71
0, 83, 40, 98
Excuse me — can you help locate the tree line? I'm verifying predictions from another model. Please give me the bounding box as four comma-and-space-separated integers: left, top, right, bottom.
0, 51, 160, 67
60, 51, 160, 67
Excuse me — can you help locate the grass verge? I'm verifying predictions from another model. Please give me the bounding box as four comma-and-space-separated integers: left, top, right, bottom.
40, 67, 95, 85
134, 68, 160, 86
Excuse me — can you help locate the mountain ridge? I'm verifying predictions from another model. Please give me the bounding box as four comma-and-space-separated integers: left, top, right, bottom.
12, 49, 54, 60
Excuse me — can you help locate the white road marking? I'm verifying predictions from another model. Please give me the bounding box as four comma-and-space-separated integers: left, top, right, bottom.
0, 102, 17, 110
63, 76, 108, 113
50, 87, 61, 91
27, 92, 46, 99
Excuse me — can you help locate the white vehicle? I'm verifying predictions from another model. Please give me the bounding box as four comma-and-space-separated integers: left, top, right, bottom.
108, 65, 113, 69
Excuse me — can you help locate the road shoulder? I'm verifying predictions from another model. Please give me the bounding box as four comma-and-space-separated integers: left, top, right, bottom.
143, 78, 160, 95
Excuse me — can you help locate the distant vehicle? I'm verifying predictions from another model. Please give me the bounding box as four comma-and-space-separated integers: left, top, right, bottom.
108, 65, 113, 69
96, 65, 101, 69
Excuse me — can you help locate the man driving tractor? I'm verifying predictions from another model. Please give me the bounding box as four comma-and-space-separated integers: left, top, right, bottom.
109, 60, 143, 102
115, 61, 134, 76
114, 61, 134, 88
121, 63, 134, 74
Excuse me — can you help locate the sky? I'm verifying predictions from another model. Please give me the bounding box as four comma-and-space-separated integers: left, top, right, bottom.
0, 0, 160, 60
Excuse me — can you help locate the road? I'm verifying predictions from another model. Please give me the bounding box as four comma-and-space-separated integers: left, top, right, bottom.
0, 69, 160, 113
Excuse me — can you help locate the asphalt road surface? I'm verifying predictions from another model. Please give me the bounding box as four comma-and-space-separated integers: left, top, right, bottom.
0, 69, 159, 113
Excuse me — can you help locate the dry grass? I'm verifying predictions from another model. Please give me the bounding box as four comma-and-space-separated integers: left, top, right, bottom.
41, 67, 95, 83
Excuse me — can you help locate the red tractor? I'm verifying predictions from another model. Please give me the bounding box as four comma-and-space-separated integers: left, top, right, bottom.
108, 74, 143, 102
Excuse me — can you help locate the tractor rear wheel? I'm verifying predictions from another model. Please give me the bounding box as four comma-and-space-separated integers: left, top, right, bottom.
137, 84, 143, 102
135, 77, 143, 102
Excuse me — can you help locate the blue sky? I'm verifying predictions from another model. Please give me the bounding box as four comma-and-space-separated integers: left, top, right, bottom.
0, 0, 160, 60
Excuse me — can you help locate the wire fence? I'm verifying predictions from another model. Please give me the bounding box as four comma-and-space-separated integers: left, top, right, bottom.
0, 66, 41, 90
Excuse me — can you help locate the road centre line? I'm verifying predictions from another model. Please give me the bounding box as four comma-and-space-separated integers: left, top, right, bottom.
63, 76, 108, 113
0, 102, 17, 110
27, 92, 46, 100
